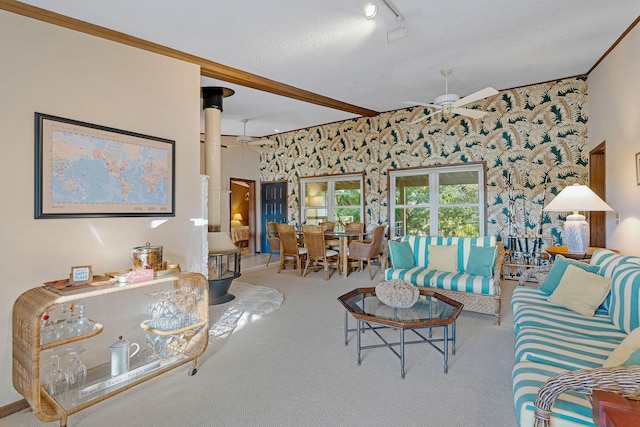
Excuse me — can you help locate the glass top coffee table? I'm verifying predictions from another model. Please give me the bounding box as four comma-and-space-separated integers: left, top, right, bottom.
338, 286, 463, 378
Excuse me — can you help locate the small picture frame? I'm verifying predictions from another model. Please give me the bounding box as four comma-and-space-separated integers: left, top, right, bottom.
636, 152, 640, 186
69, 265, 94, 286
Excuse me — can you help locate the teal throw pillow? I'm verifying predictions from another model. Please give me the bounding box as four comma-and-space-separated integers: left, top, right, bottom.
539, 254, 600, 295
388, 241, 416, 269
622, 347, 640, 366
465, 245, 497, 277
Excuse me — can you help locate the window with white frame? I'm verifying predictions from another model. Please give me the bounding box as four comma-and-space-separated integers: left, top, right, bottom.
389, 163, 486, 238
300, 174, 364, 230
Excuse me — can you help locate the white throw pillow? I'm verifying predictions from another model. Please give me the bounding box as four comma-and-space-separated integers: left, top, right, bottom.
547, 264, 611, 317
603, 326, 640, 367
427, 245, 458, 273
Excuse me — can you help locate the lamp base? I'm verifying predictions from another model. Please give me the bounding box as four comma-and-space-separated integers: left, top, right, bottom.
563, 213, 589, 254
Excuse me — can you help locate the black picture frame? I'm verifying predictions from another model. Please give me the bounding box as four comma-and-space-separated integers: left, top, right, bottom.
35, 113, 175, 218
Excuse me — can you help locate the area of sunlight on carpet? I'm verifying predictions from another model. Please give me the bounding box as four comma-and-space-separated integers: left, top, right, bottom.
208, 281, 283, 343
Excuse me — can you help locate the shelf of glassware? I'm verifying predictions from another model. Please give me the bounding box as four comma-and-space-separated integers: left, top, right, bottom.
12, 272, 208, 427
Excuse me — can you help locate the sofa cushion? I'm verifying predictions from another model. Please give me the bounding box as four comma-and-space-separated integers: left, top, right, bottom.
590, 248, 640, 278
603, 326, 640, 367
609, 263, 640, 334
514, 327, 621, 370
512, 287, 609, 323
427, 244, 458, 272
384, 267, 436, 287
430, 271, 497, 295
539, 254, 599, 295
548, 265, 611, 317
388, 240, 415, 269
400, 235, 496, 271
622, 347, 640, 366
513, 299, 627, 342
512, 361, 595, 427
465, 245, 497, 277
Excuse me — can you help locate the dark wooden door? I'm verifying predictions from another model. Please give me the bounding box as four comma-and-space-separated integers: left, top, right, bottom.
261, 181, 287, 253
589, 142, 606, 248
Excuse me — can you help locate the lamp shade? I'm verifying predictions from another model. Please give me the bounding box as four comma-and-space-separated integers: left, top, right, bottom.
543, 183, 613, 212
543, 183, 612, 254
231, 213, 243, 226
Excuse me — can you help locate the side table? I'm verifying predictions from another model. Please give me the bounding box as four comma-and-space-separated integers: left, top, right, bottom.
545, 246, 617, 261
592, 390, 640, 427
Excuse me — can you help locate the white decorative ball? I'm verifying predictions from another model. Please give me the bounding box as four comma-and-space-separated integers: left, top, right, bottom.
375, 279, 419, 308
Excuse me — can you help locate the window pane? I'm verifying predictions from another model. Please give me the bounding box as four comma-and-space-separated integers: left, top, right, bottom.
439, 171, 479, 204
335, 180, 360, 206
335, 208, 360, 223
305, 182, 328, 206
395, 175, 429, 205
394, 207, 429, 236
438, 207, 479, 237
304, 208, 327, 225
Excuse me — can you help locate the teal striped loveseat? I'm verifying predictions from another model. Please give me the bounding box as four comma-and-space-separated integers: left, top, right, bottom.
383, 236, 504, 324
512, 249, 640, 427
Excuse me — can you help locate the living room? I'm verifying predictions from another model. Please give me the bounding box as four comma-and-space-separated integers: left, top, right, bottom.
1, 2, 640, 426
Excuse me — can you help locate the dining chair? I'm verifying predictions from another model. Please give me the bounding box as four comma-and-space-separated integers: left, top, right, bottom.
344, 222, 365, 243
301, 225, 340, 280
265, 222, 280, 267
276, 223, 307, 275
347, 224, 388, 280
319, 221, 335, 231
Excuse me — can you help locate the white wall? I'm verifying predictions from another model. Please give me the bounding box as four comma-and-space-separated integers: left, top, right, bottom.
589, 22, 640, 254
0, 11, 202, 406
200, 137, 263, 247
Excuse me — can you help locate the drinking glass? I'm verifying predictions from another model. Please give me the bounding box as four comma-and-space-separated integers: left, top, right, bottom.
45, 354, 69, 398
66, 350, 87, 401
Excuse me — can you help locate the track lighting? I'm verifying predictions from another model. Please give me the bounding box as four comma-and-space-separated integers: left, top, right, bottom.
356, 0, 378, 19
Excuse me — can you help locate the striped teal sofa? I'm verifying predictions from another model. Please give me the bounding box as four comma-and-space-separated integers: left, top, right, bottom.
512, 249, 640, 427
383, 236, 504, 324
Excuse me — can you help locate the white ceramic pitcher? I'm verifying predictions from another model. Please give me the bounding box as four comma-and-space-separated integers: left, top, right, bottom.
109, 336, 140, 377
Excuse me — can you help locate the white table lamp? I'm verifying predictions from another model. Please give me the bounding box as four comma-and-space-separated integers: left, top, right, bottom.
543, 183, 613, 254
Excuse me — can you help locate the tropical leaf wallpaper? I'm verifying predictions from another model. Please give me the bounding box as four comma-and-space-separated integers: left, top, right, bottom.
260, 76, 589, 246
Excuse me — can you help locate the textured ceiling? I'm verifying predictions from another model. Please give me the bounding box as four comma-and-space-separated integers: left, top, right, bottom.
14, 0, 640, 138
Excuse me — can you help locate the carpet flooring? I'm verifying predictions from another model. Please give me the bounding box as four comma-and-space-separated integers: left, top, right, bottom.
2, 260, 518, 427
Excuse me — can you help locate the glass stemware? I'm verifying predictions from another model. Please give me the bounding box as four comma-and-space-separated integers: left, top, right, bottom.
40, 312, 57, 345
73, 305, 92, 336
45, 354, 69, 398
65, 350, 87, 401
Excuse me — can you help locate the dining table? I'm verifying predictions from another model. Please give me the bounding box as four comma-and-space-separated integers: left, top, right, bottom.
323, 231, 367, 278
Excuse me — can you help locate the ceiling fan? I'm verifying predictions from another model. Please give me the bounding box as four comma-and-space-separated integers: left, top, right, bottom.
405, 69, 498, 124
234, 119, 274, 149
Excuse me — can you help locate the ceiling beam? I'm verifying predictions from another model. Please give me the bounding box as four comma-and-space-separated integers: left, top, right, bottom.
0, 0, 380, 117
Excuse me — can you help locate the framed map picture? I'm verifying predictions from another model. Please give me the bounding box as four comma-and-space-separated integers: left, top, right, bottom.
35, 113, 175, 218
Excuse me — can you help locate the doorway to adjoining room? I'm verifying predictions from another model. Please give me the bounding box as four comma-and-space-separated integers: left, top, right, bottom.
230, 178, 256, 255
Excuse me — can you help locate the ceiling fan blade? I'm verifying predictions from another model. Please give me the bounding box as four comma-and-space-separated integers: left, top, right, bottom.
451, 107, 488, 119
452, 87, 498, 107
409, 109, 442, 125
403, 101, 440, 109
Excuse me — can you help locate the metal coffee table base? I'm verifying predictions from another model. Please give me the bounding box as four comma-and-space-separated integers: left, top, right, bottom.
346, 312, 456, 378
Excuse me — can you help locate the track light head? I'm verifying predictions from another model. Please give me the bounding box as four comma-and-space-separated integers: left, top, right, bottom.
356, 0, 378, 19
